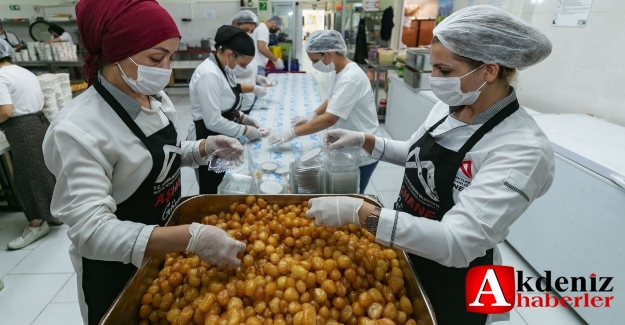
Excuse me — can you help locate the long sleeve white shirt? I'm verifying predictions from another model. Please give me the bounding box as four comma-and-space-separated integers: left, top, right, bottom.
43, 81, 207, 323
187, 54, 245, 140
371, 99, 555, 268
370, 98, 554, 324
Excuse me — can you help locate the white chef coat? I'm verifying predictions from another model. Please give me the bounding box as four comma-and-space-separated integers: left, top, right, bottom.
0, 65, 44, 116
0, 31, 20, 47
370, 95, 555, 323
187, 54, 244, 141
42, 76, 207, 323
236, 58, 258, 111
253, 23, 270, 67
326, 62, 380, 165
51, 31, 74, 44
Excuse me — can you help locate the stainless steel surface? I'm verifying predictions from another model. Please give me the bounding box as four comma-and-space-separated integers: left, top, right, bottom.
101, 195, 437, 325
406, 48, 432, 72
404, 66, 431, 89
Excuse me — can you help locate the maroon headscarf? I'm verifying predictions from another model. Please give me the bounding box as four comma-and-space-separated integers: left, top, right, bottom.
76, 0, 181, 85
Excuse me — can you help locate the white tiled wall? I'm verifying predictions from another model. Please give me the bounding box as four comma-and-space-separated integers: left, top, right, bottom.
453, 0, 625, 126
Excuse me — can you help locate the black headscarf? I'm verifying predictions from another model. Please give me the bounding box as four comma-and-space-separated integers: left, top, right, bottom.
214, 25, 255, 57
48, 24, 65, 36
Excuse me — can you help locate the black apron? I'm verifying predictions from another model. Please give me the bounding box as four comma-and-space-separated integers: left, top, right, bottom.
394, 100, 519, 325
195, 55, 244, 194
82, 78, 182, 325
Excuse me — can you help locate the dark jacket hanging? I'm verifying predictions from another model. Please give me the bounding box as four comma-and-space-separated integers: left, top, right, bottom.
353, 18, 368, 64
380, 6, 395, 42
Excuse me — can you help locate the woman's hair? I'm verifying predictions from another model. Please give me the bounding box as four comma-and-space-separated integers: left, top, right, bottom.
48, 24, 65, 35
0, 56, 12, 64
432, 36, 516, 84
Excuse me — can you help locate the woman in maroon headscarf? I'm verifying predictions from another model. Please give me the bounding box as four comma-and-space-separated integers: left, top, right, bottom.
42, 0, 247, 323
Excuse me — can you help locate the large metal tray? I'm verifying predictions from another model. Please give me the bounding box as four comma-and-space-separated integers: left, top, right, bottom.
100, 194, 437, 325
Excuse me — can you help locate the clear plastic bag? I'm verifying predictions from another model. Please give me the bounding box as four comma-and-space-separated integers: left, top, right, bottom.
217, 148, 260, 194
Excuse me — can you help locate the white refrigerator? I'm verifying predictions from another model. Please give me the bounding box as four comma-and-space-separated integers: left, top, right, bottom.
507, 113, 625, 324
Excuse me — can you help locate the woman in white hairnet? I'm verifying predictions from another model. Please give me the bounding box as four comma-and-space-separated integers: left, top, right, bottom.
231, 10, 274, 114
305, 6, 555, 324
269, 30, 380, 193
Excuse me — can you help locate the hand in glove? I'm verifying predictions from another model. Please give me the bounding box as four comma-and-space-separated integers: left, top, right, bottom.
291, 112, 317, 127
205, 135, 244, 163
274, 59, 285, 70
253, 86, 268, 97
186, 223, 246, 269
256, 75, 275, 87
241, 113, 261, 128
244, 126, 262, 141
268, 128, 296, 145
306, 197, 364, 228
324, 129, 366, 150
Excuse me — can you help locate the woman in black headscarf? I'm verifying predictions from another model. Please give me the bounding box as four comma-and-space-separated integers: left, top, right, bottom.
187, 25, 266, 194
45, 24, 74, 45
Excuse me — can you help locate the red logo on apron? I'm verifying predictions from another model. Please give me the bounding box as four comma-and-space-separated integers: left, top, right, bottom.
460, 160, 473, 179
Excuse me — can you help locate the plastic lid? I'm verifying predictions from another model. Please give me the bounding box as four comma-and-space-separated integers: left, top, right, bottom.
260, 181, 283, 194
261, 161, 279, 171
300, 147, 322, 162
276, 166, 290, 174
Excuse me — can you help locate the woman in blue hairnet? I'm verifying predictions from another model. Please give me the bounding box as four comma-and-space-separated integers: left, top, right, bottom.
305, 6, 555, 324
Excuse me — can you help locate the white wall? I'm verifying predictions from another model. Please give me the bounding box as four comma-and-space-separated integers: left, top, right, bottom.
452, 0, 625, 126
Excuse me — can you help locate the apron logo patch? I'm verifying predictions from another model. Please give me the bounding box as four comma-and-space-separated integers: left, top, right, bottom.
406, 147, 439, 202
156, 145, 182, 184
461, 160, 473, 179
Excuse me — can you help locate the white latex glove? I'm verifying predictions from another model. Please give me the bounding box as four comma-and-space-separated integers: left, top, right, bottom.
256, 75, 275, 87
291, 112, 318, 127
186, 223, 246, 269
253, 86, 268, 97
244, 126, 262, 141
268, 128, 296, 145
241, 113, 261, 128
274, 59, 284, 70
205, 135, 244, 162
324, 129, 366, 150
306, 197, 364, 228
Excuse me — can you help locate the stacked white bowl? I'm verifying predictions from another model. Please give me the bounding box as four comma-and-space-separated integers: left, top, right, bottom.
37, 75, 59, 121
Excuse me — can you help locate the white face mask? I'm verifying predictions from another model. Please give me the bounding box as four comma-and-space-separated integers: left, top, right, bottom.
429, 64, 486, 106
312, 53, 335, 73
224, 55, 247, 76
118, 57, 172, 96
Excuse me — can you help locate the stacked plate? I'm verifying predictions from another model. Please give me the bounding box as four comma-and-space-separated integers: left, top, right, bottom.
26, 43, 39, 61
290, 147, 325, 194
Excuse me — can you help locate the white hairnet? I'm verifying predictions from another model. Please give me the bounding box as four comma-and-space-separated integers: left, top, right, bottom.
433, 5, 552, 69
0, 39, 14, 59
268, 15, 284, 29
232, 10, 258, 26
304, 30, 347, 56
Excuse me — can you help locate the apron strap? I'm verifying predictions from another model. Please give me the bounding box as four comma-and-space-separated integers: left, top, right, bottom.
93, 77, 149, 142
457, 99, 520, 157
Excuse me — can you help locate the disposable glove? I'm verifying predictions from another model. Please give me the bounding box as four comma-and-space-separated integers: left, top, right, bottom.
241, 114, 261, 128
306, 197, 364, 228
324, 129, 366, 150
268, 128, 296, 145
274, 59, 285, 70
205, 135, 244, 163
256, 75, 275, 86
291, 112, 317, 127
244, 126, 262, 141
186, 222, 246, 269
253, 86, 268, 97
